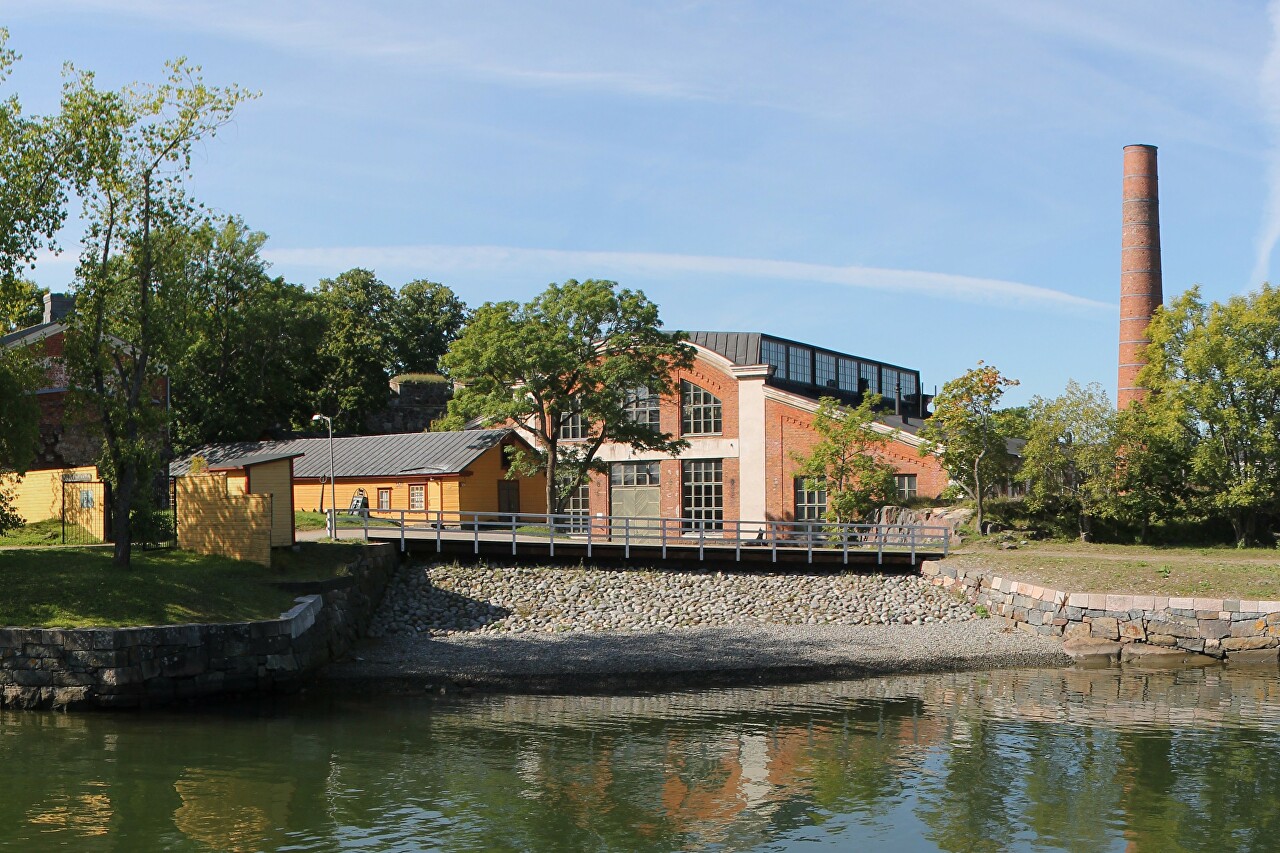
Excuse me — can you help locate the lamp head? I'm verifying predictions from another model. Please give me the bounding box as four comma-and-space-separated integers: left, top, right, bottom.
311, 414, 324, 422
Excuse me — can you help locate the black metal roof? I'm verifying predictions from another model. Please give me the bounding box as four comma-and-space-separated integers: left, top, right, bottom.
685, 331, 762, 366
170, 429, 514, 479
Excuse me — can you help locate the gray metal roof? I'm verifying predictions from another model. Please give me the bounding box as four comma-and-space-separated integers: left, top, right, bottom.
1, 321, 61, 349
206, 450, 305, 471
686, 331, 761, 366
170, 429, 514, 479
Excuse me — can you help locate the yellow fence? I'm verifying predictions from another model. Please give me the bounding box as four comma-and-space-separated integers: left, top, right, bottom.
176, 474, 272, 567
0, 466, 106, 542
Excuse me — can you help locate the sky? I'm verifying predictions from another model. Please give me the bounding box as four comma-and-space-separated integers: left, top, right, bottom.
4, 1, 1277, 405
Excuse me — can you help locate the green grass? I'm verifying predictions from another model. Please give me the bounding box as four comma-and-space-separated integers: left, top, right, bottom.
950, 538, 1280, 598
294, 510, 400, 531
0, 541, 369, 628
0, 518, 100, 547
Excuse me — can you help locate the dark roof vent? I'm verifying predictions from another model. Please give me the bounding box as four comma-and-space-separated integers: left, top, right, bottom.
43, 292, 75, 324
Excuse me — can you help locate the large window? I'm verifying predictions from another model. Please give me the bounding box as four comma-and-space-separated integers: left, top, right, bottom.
681, 380, 722, 435
409, 484, 425, 511
895, 474, 918, 500
557, 410, 586, 440
860, 362, 880, 396
763, 339, 788, 380
794, 478, 827, 523
815, 352, 837, 389
564, 482, 591, 532
624, 387, 660, 430
837, 358, 859, 393
882, 368, 901, 402
682, 460, 723, 531
377, 488, 392, 510
610, 461, 660, 486
900, 372, 918, 402
787, 346, 812, 385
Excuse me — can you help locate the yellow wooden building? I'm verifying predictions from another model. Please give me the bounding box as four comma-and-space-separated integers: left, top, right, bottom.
171, 429, 547, 524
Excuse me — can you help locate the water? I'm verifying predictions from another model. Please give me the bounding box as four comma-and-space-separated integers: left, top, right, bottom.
4, 666, 1280, 851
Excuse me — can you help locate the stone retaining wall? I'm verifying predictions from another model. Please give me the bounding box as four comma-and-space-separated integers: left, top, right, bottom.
0, 543, 396, 711
923, 559, 1280, 661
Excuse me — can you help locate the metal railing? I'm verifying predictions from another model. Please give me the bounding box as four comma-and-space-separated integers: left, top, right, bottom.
324, 508, 951, 565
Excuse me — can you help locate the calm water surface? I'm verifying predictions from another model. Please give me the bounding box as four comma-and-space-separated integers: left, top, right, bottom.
4, 666, 1280, 851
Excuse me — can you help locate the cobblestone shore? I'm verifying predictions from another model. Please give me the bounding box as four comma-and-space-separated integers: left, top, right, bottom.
368, 562, 977, 638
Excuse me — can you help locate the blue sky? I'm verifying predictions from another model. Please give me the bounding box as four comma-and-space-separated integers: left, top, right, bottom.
5, 1, 1277, 405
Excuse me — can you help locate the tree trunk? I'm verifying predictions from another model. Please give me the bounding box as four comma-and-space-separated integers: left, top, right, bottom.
1079, 512, 1093, 543
973, 454, 985, 535
544, 437, 558, 522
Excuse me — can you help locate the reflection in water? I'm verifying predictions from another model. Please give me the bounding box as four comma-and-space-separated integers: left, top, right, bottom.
2, 665, 1280, 851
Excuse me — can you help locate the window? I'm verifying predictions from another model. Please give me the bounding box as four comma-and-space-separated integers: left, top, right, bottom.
377, 488, 392, 510
794, 478, 826, 523
815, 352, 837, 389
895, 474, 918, 501
624, 387, 660, 430
409, 484, 425, 511
557, 410, 586, 441
837, 358, 859, 393
564, 482, 590, 533
681, 380, 722, 435
610, 461, 660, 486
763, 339, 788, 380
787, 346, 812, 384
900, 372, 918, 402
860, 362, 880, 395
682, 460, 723, 530
882, 368, 901, 402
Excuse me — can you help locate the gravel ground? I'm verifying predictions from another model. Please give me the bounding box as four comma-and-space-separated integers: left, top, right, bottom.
368, 562, 978, 638
327, 562, 1068, 693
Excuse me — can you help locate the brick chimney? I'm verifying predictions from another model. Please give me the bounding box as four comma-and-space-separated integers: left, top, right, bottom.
43, 292, 75, 324
1118, 144, 1163, 410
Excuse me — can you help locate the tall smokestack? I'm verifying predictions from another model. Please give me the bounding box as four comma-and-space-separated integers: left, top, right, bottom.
1118, 144, 1163, 410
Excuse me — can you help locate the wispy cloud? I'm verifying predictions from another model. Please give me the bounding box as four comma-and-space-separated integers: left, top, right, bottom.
1252, 0, 1280, 288
261, 244, 1113, 313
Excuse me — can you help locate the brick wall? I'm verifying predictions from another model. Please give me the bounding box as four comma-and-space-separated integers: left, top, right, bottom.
763, 399, 948, 520
176, 474, 272, 566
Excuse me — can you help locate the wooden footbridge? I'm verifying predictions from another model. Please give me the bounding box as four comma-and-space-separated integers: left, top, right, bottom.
326, 509, 952, 568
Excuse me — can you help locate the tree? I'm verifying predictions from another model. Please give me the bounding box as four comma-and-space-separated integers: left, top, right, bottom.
1019, 381, 1116, 542
168, 218, 326, 449
62, 59, 254, 567
918, 362, 1020, 534
388, 279, 468, 376
792, 395, 899, 525
1109, 398, 1193, 543
1141, 284, 1280, 546
312, 268, 396, 434
0, 347, 39, 532
443, 279, 694, 515
0, 278, 43, 331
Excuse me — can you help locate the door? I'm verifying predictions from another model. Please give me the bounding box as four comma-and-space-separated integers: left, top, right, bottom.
610, 461, 661, 540
497, 480, 520, 516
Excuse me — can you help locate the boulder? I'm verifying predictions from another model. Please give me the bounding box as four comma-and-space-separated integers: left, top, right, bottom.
1120, 644, 1220, 667
1063, 638, 1122, 663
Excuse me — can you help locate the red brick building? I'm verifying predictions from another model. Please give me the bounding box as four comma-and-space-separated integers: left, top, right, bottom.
566, 331, 948, 529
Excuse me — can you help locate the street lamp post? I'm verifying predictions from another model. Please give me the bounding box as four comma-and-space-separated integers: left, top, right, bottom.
312, 414, 336, 538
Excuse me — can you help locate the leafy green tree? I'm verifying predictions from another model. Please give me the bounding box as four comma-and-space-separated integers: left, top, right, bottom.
1019, 381, 1116, 542
1110, 399, 1193, 543
389, 279, 468, 376
1142, 284, 1280, 546
0, 278, 43, 331
62, 59, 254, 566
918, 362, 1020, 533
0, 348, 39, 532
168, 218, 325, 449
443, 279, 693, 514
312, 268, 396, 433
792, 395, 899, 524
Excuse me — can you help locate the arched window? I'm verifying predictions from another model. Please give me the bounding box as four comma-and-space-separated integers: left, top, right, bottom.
681, 380, 722, 435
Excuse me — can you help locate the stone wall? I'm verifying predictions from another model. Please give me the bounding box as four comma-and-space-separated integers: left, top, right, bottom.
923, 559, 1280, 661
0, 543, 396, 711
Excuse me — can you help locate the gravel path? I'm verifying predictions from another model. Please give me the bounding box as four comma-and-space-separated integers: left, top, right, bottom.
327, 561, 1069, 693
369, 562, 978, 637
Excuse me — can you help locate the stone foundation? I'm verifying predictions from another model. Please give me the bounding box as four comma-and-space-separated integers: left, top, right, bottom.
922, 559, 1280, 661
0, 543, 396, 711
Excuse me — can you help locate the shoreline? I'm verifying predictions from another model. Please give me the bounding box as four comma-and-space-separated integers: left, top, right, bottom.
320, 620, 1073, 695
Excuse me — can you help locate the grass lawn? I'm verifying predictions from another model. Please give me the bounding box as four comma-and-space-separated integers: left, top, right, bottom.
949, 539, 1280, 599
0, 541, 366, 628
0, 518, 99, 547
294, 510, 400, 531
